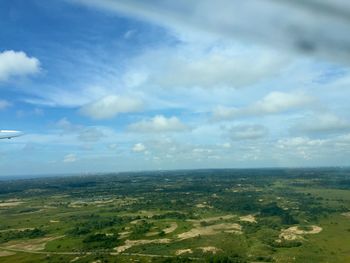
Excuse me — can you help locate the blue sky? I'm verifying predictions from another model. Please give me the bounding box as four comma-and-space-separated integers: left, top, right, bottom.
1, 0, 350, 176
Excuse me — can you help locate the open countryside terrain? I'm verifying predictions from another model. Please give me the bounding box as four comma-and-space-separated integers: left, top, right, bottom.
0, 168, 350, 262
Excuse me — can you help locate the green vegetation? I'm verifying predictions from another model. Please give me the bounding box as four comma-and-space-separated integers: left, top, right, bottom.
0, 168, 350, 262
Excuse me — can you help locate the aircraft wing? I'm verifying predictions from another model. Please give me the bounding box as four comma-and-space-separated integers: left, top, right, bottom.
0, 130, 23, 139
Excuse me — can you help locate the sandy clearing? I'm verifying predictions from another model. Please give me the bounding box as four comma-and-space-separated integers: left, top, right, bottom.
115, 238, 171, 254
0, 228, 34, 233
189, 214, 236, 224
145, 222, 177, 236
70, 256, 80, 262
130, 219, 143, 225
341, 212, 350, 218
50, 220, 60, 223
4, 198, 21, 202
137, 210, 156, 218
145, 232, 159, 237
163, 222, 178, 234
196, 203, 213, 209
3, 235, 65, 251
239, 215, 257, 223
279, 225, 322, 241
0, 202, 24, 207
177, 223, 242, 240
199, 246, 222, 254
175, 249, 193, 255
116, 215, 239, 253
93, 199, 114, 205
0, 251, 16, 257
119, 231, 131, 239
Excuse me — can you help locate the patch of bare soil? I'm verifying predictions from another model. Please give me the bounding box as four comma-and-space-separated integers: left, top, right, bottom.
119, 231, 131, 239
116, 215, 239, 253
189, 214, 236, 224
0, 202, 23, 207
341, 212, 350, 218
115, 238, 171, 254
3, 235, 64, 251
279, 225, 322, 241
70, 256, 80, 262
196, 203, 213, 209
0, 228, 34, 233
163, 222, 178, 234
239, 215, 257, 223
145, 231, 158, 237
175, 249, 193, 255
130, 219, 143, 225
177, 223, 242, 240
199, 246, 222, 254
0, 251, 16, 257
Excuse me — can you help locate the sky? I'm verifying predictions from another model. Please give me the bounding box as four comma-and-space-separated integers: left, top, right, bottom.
1, 0, 350, 176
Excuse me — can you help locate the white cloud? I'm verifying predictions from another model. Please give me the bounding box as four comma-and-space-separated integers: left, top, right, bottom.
221, 142, 232, 148
229, 124, 268, 140
124, 46, 287, 90
128, 115, 188, 133
0, 100, 11, 110
132, 143, 146, 152
294, 113, 350, 134
79, 95, 143, 119
108, 143, 117, 150
124, 29, 136, 39
213, 91, 312, 121
0, 50, 40, 81
63, 153, 77, 163
276, 137, 327, 160
56, 117, 82, 131
277, 137, 324, 148
78, 127, 104, 142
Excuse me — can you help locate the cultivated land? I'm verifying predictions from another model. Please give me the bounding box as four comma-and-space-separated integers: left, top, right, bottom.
0, 168, 350, 262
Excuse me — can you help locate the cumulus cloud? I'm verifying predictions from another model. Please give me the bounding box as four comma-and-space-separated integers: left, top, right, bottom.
132, 143, 146, 152
0, 100, 11, 110
228, 124, 268, 140
128, 115, 188, 133
63, 153, 77, 163
276, 137, 327, 160
0, 50, 40, 81
78, 127, 105, 142
277, 137, 324, 148
212, 91, 313, 121
79, 95, 143, 119
56, 118, 82, 131
294, 113, 350, 135
55, 118, 105, 143
108, 143, 117, 150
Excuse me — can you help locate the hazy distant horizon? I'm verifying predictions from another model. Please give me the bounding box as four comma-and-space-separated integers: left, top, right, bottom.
1, 166, 349, 181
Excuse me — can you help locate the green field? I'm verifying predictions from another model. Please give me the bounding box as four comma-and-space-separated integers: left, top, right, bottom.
0, 168, 350, 262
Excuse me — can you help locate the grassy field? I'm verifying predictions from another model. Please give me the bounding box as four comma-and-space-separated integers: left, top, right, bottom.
0, 168, 350, 262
